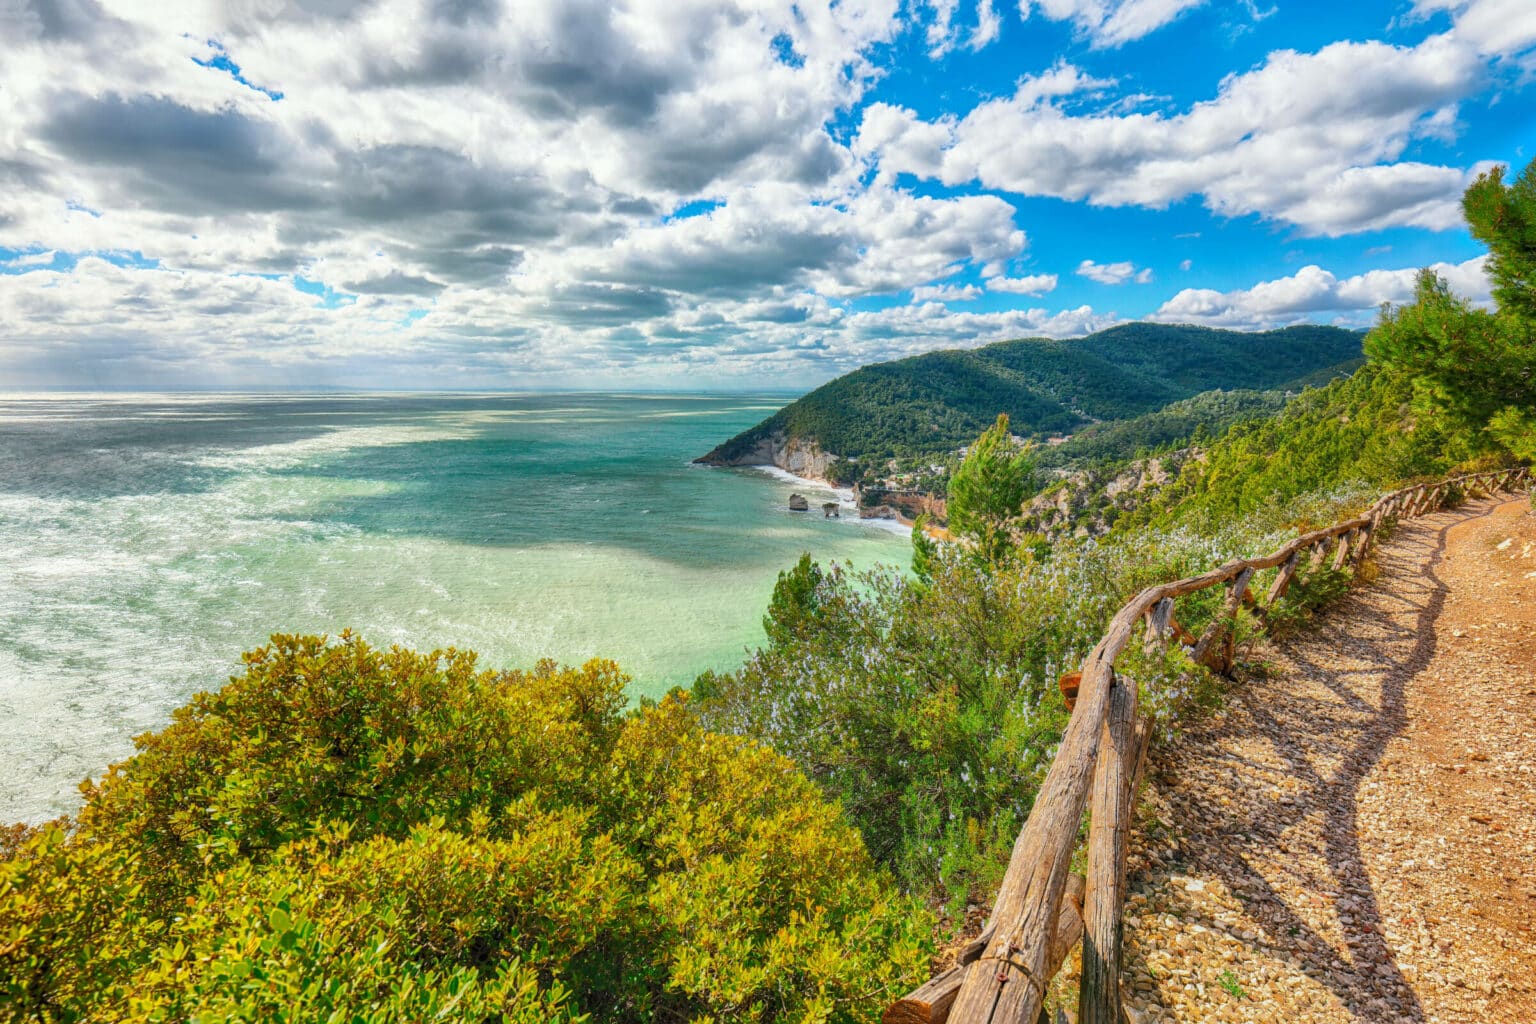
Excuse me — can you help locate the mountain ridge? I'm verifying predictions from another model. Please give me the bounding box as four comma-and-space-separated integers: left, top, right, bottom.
697, 323, 1365, 482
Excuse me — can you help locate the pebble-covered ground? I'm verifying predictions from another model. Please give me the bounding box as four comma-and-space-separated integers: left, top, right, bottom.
1115, 495, 1536, 1024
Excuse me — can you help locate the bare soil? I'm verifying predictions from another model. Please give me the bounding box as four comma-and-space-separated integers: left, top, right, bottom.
1118, 495, 1536, 1023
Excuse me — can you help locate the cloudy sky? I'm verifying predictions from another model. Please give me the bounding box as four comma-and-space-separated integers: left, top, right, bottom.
1, 0, 1532, 389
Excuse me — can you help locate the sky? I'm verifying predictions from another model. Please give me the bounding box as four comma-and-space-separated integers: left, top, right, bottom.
0, 0, 1532, 390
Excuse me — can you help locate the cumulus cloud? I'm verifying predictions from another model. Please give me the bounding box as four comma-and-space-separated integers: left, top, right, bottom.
1410, 0, 1536, 58
988, 273, 1059, 295
971, 0, 1003, 48
922, 0, 1004, 56
1020, 0, 1209, 48
1151, 255, 1491, 329
0, 0, 1040, 384
913, 282, 984, 301
0, 0, 1522, 386
1077, 260, 1152, 285
857, 35, 1492, 236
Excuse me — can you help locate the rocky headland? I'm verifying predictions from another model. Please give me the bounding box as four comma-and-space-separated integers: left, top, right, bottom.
695, 429, 840, 483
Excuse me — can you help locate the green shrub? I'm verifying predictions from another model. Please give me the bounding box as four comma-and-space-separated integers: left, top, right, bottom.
2, 634, 930, 1023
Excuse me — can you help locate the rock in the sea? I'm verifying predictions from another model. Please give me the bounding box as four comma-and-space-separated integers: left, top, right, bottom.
822, 502, 840, 517
788, 493, 810, 511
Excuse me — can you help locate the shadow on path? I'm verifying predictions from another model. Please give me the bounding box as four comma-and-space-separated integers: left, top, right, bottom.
1133, 500, 1506, 1022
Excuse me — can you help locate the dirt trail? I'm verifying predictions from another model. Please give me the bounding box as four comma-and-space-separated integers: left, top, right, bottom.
1119, 495, 1536, 1024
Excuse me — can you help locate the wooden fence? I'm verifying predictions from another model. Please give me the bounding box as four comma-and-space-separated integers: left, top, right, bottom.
887, 465, 1532, 1024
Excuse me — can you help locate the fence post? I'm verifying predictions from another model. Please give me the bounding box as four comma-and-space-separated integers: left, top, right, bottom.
1330, 529, 1356, 571
1080, 674, 1138, 1024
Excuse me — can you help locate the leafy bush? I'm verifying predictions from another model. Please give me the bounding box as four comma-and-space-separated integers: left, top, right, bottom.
694, 501, 1345, 918
2, 634, 931, 1023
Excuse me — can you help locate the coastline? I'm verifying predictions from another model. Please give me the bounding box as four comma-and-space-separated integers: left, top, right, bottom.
745, 464, 913, 535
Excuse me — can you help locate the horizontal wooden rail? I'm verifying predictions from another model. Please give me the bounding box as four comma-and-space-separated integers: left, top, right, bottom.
892, 464, 1530, 1024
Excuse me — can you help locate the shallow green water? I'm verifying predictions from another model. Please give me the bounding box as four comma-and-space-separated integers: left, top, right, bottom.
0, 392, 909, 822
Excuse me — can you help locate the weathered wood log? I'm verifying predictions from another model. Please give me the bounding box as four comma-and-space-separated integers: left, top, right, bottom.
1192, 567, 1253, 670
947, 652, 1120, 1024
1080, 675, 1138, 1024
886, 877, 1087, 1024
1263, 550, 1302, 607
1143, 598, 1174, 655
1330, 529, 1355, 571
1307, 539, 1329, 571
1350, 523, 1375, 572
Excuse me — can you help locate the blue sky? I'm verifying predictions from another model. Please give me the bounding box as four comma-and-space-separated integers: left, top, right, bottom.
0, 0, 1531, 389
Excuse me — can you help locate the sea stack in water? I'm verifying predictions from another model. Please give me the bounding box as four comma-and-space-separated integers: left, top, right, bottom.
788, 493, 810, 511
822, 502, 840, 517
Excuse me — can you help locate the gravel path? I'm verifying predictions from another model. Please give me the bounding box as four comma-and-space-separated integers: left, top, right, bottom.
1118, 495, 1536, 1024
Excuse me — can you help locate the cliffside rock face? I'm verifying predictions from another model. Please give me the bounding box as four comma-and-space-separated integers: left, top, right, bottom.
697, 431, 839, 482
857, 489, 947, 526
1022, 453, 1186, 538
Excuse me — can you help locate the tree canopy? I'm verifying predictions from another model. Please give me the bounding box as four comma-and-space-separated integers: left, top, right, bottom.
1366, 158, 1536, 461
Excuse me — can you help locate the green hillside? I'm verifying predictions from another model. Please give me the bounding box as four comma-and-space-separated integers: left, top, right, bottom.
699, 323, 1364, 468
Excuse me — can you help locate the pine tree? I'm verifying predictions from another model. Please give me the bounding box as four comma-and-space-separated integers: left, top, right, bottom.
1365, 157, 1536, 461
945, 413, 1035, 566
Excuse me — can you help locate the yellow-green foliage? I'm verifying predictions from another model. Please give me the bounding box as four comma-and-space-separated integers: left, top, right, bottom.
1, 633, 931, 1023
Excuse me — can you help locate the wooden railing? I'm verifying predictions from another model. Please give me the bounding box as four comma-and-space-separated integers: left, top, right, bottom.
887, 465, 1532, 1024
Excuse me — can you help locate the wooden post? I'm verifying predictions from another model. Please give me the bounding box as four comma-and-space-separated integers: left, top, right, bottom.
1351, 523, 1374, 572
1308, 538, 1329, 571
1263, 550, 1302, 607
1192, 567, 1253, 670
947, 652, 1119, 1024
885, 878, 1087, 1024
1330, 529, 1355, 571
1143, 598, 1174, 656
1080, 675, 1138, 1024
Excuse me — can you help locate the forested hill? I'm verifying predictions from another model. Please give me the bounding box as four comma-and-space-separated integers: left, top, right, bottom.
699, 323, 1364, 469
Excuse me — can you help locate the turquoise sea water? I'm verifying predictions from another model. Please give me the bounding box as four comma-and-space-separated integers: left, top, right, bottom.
0, 393, 909, 823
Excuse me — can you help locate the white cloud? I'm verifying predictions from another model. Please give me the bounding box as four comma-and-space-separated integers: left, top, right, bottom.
0, 0, 1047, 384
0, 0, 1521, 387
1077, 260, 1152, 285
1179, 258, 1192, 271
971, 0, 1003, 49
845, 301, 1118, 349
925, 0, 961, 55
923, 0, 1004, 56
858, 35, 1492, 236
1151, 255, 1491, 329
1411, 0, 1536, 57
913, 282, 984, 301
988, 273, 1059, 295
1019, 0, 1208, 48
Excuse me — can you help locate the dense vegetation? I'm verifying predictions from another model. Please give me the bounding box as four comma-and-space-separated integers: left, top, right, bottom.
695, 162, 1533, 922
0, 636, 929, 1023
1034, 387, 1295, 472
699, 324, 1363, 469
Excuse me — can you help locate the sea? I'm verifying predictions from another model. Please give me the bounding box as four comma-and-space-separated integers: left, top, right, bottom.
0, 392, 910, 823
